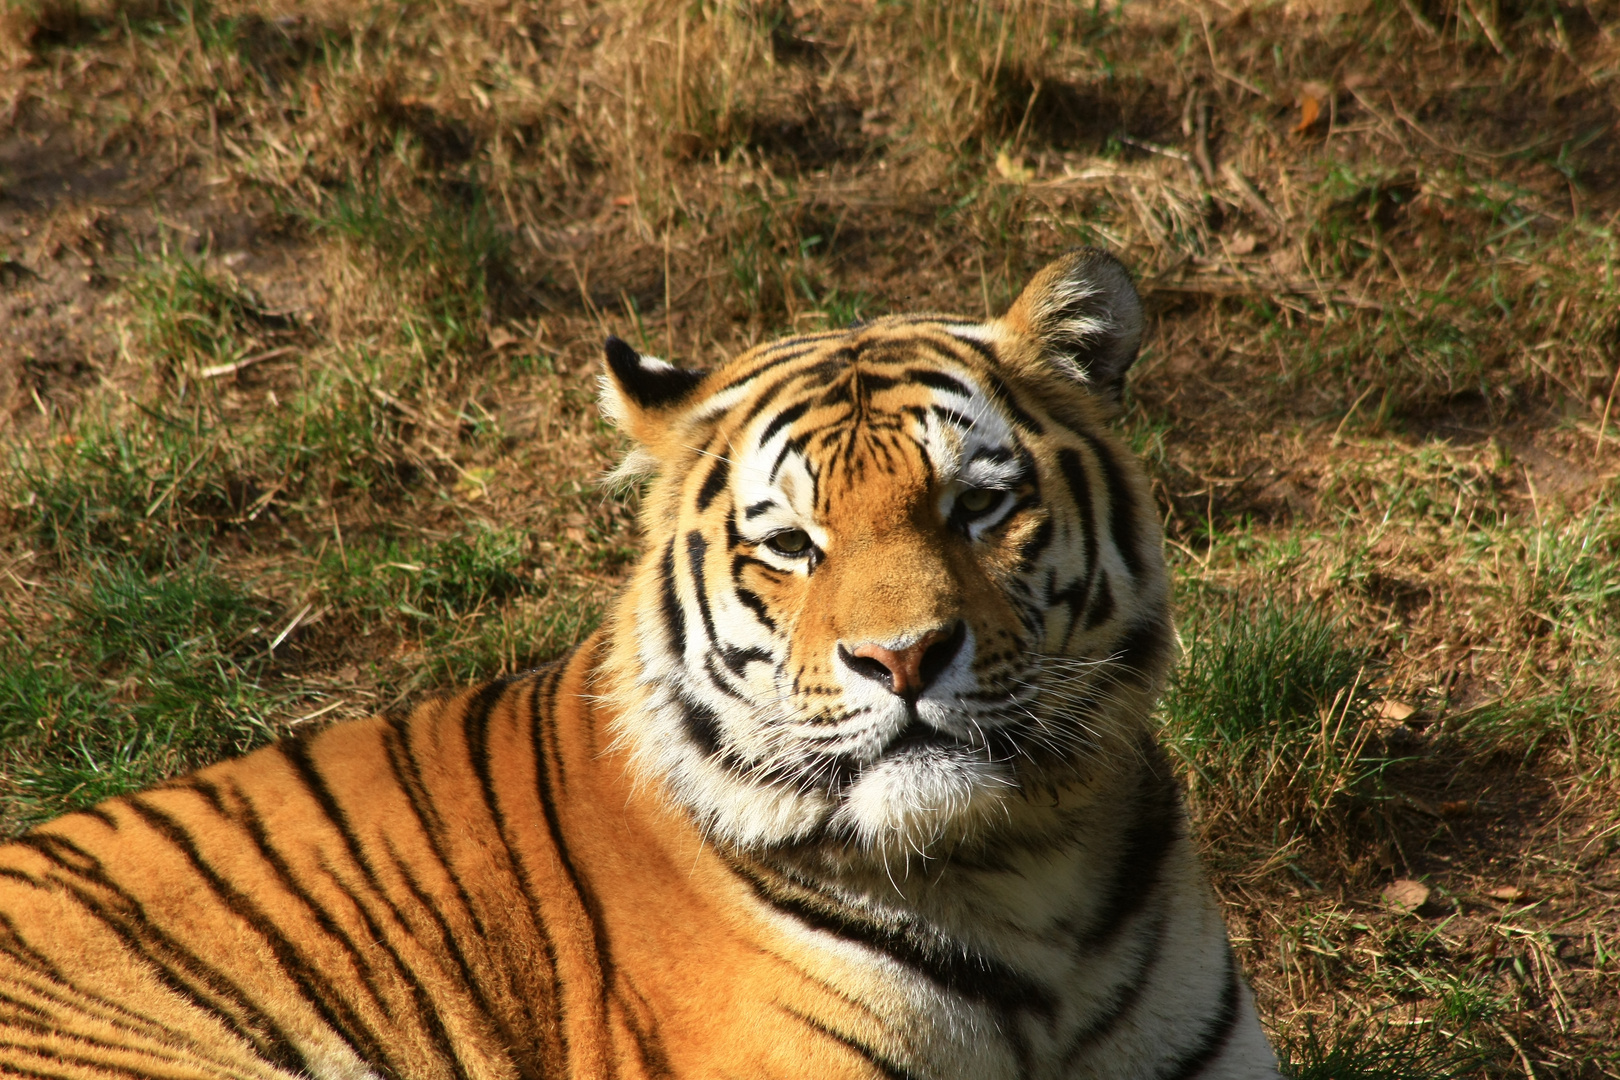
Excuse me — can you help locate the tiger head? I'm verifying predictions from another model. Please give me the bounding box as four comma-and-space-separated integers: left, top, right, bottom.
600, 250, 1172, 867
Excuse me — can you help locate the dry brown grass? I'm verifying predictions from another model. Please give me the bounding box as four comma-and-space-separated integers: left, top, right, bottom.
2, 0, 1619, 1074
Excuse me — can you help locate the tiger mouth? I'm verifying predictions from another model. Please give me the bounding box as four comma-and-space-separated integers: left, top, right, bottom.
881, 717, 961, 756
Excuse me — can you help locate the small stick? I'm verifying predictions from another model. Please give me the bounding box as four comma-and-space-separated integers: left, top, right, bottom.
1220, 162, 1280, 227
199, 345, 298, 379
1595, 360, 1620, 459
1192, 97, 1216, 188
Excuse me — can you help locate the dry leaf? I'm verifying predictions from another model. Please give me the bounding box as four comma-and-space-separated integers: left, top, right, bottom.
1381, 879, 1430, 913
1439, 800, 1473, 817
1294, 83, 1329, 135
1227, 231, 1259, 256
994, 149, 1034, 185
1486, 886, 1525, 902
1378, 699, 1417, 722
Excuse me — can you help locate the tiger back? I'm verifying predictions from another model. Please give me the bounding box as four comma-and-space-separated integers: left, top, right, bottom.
0, 249, 1281, 1079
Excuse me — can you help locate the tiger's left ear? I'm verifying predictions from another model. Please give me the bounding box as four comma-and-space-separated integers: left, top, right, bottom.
598, 336, 708, 445
1000, 248, 1143, 404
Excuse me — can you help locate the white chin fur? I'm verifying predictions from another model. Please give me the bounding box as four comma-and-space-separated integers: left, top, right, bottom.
830, 750, 1014, 858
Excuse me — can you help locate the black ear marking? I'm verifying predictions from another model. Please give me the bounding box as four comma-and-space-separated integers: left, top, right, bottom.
605, 336, 706, 409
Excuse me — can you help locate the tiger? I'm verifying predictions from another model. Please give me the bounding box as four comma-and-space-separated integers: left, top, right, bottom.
0, 248, 1280, 1080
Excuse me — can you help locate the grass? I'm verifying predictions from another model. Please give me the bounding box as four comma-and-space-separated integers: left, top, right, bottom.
2, 0, 1619, 1073
0, 554, 282, 831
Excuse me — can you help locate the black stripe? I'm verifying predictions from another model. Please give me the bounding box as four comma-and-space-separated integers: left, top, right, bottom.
176, 781, 419, 1037
778, 1004, 918, 1080
770, 432, 810, 484
1056, 447, 1098, 592
269, 737, 483, 1080
702, 652, 749, 701
1084, 577, 1115, 629
715, 344, 822, 394
734, 862, 1056, 1018
120, 796, 399, 1074
1112, 618, 1174, 684
1154, 953, 1241, 1080
905, 368, 973, 398
528, 681, 619, 1057
0, 1014, 243, 1079
1060, 907, 1170, 1067
659, 539, 686, 657
12, 833, 309, 1072
721, 646, 773, 677
744, 500, 777, 519
695, 456, 730, 512
731, 585, 777, 633
1015, 517, 1054, 573
980, 371, 1045, 435
1076, 741, 1181, 951
1078, 433, 1144, 577
0, 1033, 239, 1080
686, 530, 718, 645
679, 696, 724, 756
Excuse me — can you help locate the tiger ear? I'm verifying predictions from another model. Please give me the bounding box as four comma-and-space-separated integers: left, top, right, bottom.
1000, 248, 1144, 404
598, 336, 707, 443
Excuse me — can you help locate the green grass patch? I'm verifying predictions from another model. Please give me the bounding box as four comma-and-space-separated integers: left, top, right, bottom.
1279, 1016, 1484, 1080
0, 555, 285, 832
1162, 598, 1387, 844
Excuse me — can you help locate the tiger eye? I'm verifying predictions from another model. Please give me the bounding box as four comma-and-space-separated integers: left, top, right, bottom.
958, 488, 999, 514
767, 529, 812, 555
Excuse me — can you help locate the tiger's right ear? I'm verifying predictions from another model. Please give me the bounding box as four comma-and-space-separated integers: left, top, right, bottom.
598, 336, 707, 445
1000, 248, 1143, 405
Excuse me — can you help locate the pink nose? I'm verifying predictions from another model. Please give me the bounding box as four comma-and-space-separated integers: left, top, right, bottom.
845, 623, 963, 700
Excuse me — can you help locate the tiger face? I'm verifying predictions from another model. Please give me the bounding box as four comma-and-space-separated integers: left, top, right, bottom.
601, 250, 1172, 866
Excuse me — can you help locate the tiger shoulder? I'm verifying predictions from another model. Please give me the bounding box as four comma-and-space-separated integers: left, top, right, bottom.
0, 249, 1281, 1080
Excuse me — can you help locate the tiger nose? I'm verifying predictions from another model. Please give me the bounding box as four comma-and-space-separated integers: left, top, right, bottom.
838, 621, 966, 702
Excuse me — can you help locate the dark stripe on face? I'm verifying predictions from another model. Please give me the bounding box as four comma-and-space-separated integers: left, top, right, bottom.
702, 652, 749, 701
1112, 618, 1174, 684
1016, 518, 1054, 573
732, 584, 777, 633
1056, 447, 1098, 587
1078, 433, 1144, 578
905, 368, 974, 399
758, 400, 812, 449
714, 344, 823, 394
770, 433, 810, 484
1084, 576, 1115, 630
685, 531, 718, 645
930, 405, 975, 430
695, 456, 730, 512
680, 696, 724, 756
745, 500, 777, 519
779, 1004, 918, 1080
1154, 954, 1240, 1080
722, 645, 773, 677
980, 370, 1045, 435
659, 539, 686, 657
